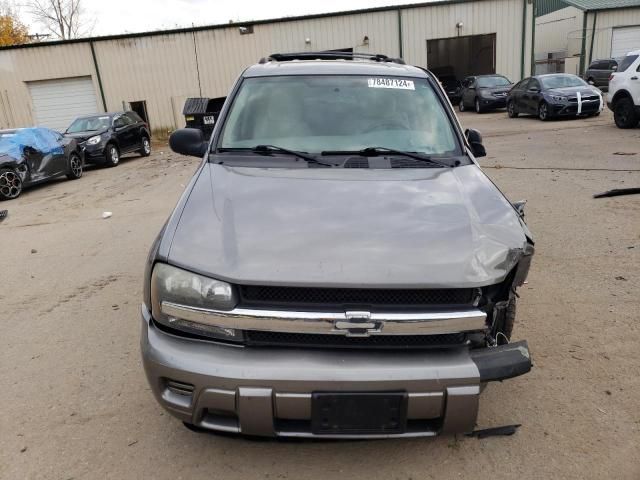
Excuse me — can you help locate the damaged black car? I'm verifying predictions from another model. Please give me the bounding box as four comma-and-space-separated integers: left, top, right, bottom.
0, 128, 83, 200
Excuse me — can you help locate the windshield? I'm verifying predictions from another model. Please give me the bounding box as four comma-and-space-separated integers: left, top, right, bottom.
618, 55, 639, 72
540, 75, 587, 89
476, 76, 511, 88
219, 75, 460, 156
66, 116, 111, 133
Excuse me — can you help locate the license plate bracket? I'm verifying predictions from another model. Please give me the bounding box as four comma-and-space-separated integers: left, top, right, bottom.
311, 392, 408, 435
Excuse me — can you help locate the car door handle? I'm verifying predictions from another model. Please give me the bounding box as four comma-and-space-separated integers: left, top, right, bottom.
631, 76, 638, 80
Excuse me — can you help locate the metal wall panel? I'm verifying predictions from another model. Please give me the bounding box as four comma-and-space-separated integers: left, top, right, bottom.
92, 33, 201, 135
194, 10, 400, 103
590, 8, 640, 59
0, 43, 98, 128
0, 0, 532, 133
535, 6, 583, 56
402, 0, 532, 82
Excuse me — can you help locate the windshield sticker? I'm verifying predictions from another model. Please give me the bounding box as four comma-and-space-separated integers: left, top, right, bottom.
368, 78, 415, 90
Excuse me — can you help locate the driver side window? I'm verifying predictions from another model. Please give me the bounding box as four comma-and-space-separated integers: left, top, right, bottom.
527, 79, 540, 90
113, 116, 126, 128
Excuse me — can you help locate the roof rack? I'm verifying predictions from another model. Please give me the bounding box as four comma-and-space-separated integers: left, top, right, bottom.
259, 51, 405, 65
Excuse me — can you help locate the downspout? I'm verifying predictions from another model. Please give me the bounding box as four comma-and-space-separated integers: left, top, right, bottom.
397, 9, 404, 59
89, 41, 107, 112
588, 11, 598, 66
579, 10, 588, 75
530, 0, 536, 76
520, 0, 527, 79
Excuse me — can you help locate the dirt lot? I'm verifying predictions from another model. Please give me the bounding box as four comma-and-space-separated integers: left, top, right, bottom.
1, 109, 639, 480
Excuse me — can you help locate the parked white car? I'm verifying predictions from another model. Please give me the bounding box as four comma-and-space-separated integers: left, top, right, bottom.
607, 50, 640, 128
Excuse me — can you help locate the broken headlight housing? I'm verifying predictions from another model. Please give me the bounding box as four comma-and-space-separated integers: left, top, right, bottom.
86, 135, 102, 145
150, 263, 242, 341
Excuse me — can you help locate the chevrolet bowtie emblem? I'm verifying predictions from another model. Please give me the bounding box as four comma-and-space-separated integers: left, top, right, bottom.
334, 311, 382, 337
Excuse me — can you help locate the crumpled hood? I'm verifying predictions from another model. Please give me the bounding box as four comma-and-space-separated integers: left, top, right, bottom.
167, 163, 528, 288
64, 130, 107, 142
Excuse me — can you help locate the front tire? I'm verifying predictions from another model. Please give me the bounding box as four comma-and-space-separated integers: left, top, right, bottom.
459, 99, 465, 112
0, 168, 23, 200
475, 98, 483, 114
138, 136, 151, 157
104, 144, 120, 167
66, 152, 83, 180
507, 100, 518, 118
538, 101, 550, 121
613, 97, 639, 129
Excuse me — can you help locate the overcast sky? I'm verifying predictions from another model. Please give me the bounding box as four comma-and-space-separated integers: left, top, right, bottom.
22, 0, 428, 37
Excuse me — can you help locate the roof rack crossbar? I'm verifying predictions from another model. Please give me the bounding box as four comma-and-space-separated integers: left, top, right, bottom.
259, 51, 405, 64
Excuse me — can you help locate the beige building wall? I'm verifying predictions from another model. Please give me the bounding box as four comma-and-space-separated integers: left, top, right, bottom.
0, 42, 99, 128
536, 5, 640, 69
535, 6, 583, 56
588, 7, 640, 60
403, 0, 533, 80
0, 0, 533, 133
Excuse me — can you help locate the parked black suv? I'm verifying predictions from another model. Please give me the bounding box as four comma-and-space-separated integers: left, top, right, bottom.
584, 58, 619, 90
65, 111, 151, 167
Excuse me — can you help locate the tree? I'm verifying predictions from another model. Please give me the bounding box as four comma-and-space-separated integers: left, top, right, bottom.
0, 1, 29, 46
28, 0, 94, 39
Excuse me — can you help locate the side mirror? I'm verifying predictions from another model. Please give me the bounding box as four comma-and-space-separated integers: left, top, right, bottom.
612, 65, 618, 71
169, 128, 208, 157
465, 128, 486, 158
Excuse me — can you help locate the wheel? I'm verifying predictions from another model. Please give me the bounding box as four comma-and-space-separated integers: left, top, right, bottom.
475, 98, 483, 114
494, 297, 517, 345
104, 143, 120, 167
66, 152, 83, 180
458, 98, 465, 112
0, 168, 23, 200
613, 97, 639, 129
507, 100, 518, 118
138, 136, 151, 157
538, 101, 550, 121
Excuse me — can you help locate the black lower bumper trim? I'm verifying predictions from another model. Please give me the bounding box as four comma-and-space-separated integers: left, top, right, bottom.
470, 340, 532, 382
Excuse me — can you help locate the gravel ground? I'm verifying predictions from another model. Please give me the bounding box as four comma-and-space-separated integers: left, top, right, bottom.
1, 109, 639, 480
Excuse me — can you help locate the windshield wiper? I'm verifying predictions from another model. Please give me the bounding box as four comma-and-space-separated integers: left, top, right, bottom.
248, 145, 337, 166
321, 147, 458, 168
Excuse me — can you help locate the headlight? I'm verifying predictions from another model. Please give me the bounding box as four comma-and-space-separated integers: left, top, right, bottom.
150, 263, 241, 341
550, 95, 567, 102
86, 135, 102, 145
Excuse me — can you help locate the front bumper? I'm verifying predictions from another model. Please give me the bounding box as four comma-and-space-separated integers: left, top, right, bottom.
140, 304, 531, 438
480, 96, 507, 109
550, 100, 602, 116
80, 142, 107, 163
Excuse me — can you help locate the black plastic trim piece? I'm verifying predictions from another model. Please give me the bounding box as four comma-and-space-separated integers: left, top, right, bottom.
470, 340, 532, 382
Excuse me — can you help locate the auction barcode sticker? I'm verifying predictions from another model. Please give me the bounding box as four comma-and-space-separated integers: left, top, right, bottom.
368, 78, 415, 90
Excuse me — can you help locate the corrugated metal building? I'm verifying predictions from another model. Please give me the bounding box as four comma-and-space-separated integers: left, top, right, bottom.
0, 0, 534, 134
535, 0, 640, 74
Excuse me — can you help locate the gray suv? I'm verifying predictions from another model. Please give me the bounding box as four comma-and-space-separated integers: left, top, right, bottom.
584, 58, 619, 90
141, 52, 534, 438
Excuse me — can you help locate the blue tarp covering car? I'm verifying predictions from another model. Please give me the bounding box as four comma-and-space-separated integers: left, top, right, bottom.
0, 127, 83, 200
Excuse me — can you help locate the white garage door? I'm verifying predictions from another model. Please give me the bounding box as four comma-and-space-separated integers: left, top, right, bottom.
28, 76, 99, 132
611, 26, 640, 58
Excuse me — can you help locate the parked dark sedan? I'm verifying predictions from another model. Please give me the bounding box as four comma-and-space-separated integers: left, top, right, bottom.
0, 127, 83, 200
65, 111, 151, 167
458, 74, 513, 113
507, 74, 603, 121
